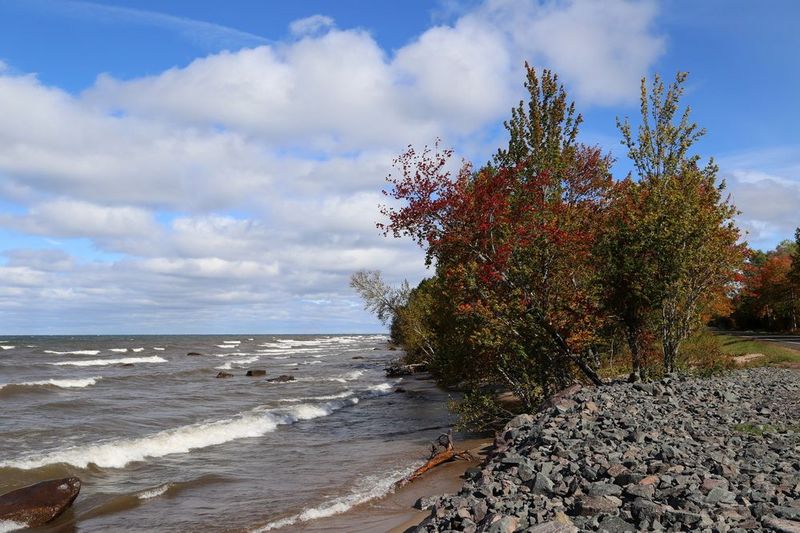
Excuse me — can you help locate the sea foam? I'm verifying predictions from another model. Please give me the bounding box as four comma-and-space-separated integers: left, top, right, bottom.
252, 465, 415, 531
43, 350, 101, 356
0, 377, 101, 390
50, 356, 166, 367
0, 398, 358, 470
0, 345, 15, 350
0, 520, 26, 533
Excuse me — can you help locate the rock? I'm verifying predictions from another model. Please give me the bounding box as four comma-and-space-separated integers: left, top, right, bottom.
266, 374, 295, 382
0, 477, 81, 527
705, 487, 736, 504
598, 515, 636, 532
394, 387, 406, 393
215, 372, 233, 378
575, 495, 622, 515
352, 356, 365, 359
414, 495, 441, 510
121, 363, 135, 367
777, 507, 800, 521
479, 514, 518, 533
528, 521, 578, 532
763, 516, 800, 533
624, 483, 655, 499
588, 482, 623, 497
246, 369, 267, 377
531, 473, 554, 495
186, 352, 203, 356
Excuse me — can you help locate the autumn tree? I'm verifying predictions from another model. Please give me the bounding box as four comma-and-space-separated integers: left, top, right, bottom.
381, 66, 611, 408
602, 73, 745, 376
789, 228, 800, 330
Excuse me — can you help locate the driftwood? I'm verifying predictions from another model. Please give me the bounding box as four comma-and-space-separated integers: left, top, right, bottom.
397, 431, 473, 487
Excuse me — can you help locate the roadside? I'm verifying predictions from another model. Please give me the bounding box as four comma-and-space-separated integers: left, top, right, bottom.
714, 330, 800, 368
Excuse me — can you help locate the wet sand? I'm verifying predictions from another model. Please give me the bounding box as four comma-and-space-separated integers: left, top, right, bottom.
298, 439, 491, 533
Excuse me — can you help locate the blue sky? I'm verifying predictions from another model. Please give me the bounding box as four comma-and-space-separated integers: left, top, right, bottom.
0, 0, 798, 334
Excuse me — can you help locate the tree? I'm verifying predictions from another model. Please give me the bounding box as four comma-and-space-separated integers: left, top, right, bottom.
381, 66, 611, 408
605, 72, 745, 375
789, 228, 800, 331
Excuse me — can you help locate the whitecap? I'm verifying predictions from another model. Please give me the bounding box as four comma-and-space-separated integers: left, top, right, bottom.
0, 377, 101, 390
109, 348, 128, 353
215, 355, 259, 370
137, 484, 170, 500
43, 350, 101, 356
216, 345, 237, 349
0, 398, 357, 470
0, 520, 27, 533
153, 347, 166, 351
49, 356, 166, 367
131, 347, 145, 353
251, 465, 416, 531
277, 391, 354, 403
0, 345, 15, 350
222, 340, 241, 344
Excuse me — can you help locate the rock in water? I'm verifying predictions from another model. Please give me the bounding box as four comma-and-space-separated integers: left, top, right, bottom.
0, 477, 81, 527
266, 374, 295, 382
215, 372, 233, 378
246, 369, 266, 377
186, 352, 203, 356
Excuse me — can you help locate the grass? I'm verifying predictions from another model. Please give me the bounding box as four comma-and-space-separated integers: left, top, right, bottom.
715, 334, 800, 366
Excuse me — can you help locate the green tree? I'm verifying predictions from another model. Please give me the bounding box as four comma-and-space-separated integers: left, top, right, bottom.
789, 228, 800, 330
605, 72, 745, 376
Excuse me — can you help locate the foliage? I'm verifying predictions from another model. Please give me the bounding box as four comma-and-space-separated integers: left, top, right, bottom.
728, 235, 800, 331
600, 72, 745, 376
381, 66, 612, 412
448, 390, 515, 433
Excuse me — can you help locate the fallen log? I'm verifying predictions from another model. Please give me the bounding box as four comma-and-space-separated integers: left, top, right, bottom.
397, 431, 473, 487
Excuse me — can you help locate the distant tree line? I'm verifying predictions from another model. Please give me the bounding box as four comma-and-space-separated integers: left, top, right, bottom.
723, 231, 800, 332
352, 65, 747, 428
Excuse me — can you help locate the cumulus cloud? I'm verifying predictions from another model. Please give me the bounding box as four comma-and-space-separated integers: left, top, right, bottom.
0, 0, 667, 333
289, 15, 335, 37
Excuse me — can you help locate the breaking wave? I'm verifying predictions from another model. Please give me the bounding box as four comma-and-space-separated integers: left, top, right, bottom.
49, 356, 166, 367
43, 350, 101, 356
0, 398, 359, 470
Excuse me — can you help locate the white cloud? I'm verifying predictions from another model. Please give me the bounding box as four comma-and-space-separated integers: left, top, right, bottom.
0, 0, 667, 333
289, 15, 335, 37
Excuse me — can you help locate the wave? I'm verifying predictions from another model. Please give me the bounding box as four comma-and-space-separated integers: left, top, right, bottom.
0, 520, 26, 533
43, 349, 101, 356
49, 356, 166, 367
215, 355, 260, 370
0, 377, 101, 392
0, 398, 358, 470
153, 347, 165, 351
131, 347, 144, 352
0, 345, 15, 350
216, 344, 237, 349
252, 465, 415, 532
222, 340, 241, 344
328, 370, 364, 383
109, 348, 128, 353
137, 484, 170, 500
277, 391, 354, 403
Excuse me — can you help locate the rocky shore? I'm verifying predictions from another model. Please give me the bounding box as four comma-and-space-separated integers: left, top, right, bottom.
413, 367, 800, 532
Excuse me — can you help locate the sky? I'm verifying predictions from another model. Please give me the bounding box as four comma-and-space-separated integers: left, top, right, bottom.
0, 0, 798, 334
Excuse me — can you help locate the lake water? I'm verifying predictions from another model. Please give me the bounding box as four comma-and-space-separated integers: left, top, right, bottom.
0, 335, 457, 532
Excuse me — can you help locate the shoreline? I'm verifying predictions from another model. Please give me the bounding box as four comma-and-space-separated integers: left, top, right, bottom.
264, 371, 493, 532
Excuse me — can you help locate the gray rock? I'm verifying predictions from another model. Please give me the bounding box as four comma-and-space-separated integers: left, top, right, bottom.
598, 515, 636, 532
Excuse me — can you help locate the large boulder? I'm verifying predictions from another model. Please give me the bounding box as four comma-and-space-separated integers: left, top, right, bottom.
0, 477, 81, 527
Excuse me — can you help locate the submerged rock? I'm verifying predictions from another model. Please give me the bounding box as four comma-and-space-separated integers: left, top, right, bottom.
266, 374, 295, 382
186, 352, 203, 356
215, 372, 233, 378
0, 477, 81, 527
246, 369, 266, 377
